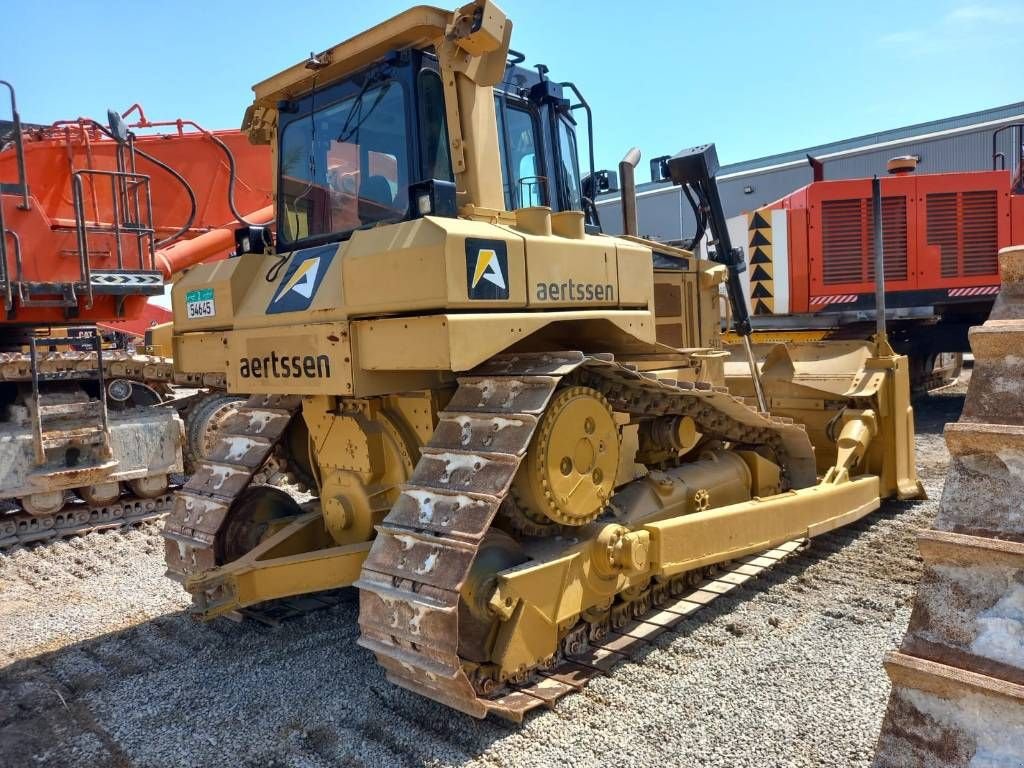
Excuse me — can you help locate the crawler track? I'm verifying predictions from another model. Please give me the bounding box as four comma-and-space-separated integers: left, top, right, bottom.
163, 394, 303, 579
356, 351, 817, 720
0, 492, 175, 549
0, 347, 225, 552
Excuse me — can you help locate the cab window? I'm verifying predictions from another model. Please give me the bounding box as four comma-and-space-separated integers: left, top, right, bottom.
418, 70, 453, 181
556, 116, 583, 212
279, 80, 410, 244
496, 98, 546, 209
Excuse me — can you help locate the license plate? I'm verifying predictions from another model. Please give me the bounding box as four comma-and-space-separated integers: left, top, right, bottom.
185, 288, 215, 319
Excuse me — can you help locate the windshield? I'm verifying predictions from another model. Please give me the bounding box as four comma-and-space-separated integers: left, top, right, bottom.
279, 80, 409, 244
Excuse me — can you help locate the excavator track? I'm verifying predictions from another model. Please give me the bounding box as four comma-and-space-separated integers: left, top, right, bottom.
356, 351, 817, 720
163, 394, 303, 579
875, 247, 1024, 764
0, 492, 176, 549
0, 346, 225, 550
0, 347, 205, 389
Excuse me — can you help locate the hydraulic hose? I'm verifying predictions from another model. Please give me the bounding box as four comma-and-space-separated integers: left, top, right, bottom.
203, 130, 264, 227
86, 119, 197, 247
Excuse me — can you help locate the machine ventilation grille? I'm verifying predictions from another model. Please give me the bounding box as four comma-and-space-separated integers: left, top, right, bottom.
821, 197, 908, 285
928, 190, 999, 278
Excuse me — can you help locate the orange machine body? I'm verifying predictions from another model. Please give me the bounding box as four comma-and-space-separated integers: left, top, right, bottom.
0, 111, 271, 327
766, 168, 1024, 315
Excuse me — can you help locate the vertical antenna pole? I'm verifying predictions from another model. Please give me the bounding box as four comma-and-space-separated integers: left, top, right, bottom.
872, 175, 888, 344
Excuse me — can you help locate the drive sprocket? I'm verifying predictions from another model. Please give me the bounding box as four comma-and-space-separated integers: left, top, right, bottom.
511, 386, 619, 529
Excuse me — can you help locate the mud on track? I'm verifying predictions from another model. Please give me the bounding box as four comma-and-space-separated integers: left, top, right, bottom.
0, 386, 964, 768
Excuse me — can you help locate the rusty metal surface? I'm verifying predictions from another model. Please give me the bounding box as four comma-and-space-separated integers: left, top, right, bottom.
355, 351, 815, 721
875, 246, 1024, 766
0, 344, 223, 545
163, 394, 302, 582
0, 347, 223, 389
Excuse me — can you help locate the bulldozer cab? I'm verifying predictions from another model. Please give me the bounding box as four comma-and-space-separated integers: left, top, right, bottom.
255, 49, 594, 253
243, 3, 598, 256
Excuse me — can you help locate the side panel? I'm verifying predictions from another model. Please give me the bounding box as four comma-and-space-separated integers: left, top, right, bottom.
807, 175, 919, 298
224, 322, 354, 396
788, 207, 810, 314
342, 217, 529, 313
912, 170, 1010, 289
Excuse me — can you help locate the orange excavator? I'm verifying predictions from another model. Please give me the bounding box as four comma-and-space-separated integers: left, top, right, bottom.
0, 80, 271, 547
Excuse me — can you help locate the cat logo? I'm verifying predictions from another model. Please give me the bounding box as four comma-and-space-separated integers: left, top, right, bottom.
465, 238, 509, 300
266, 244, 337, 314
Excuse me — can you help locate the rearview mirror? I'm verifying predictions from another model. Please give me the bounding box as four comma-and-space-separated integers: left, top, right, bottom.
582, 169, 619, 198
107, 109, 129, 143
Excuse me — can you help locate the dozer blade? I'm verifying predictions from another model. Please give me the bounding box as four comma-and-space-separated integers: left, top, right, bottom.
875, 246, 1024, 766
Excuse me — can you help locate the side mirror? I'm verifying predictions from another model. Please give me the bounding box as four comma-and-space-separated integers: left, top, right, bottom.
107, 109, 129, 143
582, 169, 619, 198
234, 225, 273, 256
650, 155, 672, 183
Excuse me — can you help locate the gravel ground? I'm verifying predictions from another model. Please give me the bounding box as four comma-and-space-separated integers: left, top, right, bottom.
0, 384, 965, 768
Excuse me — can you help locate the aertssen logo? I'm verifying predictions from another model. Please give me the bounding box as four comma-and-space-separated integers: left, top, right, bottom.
466, 239, 509, 300
266, 244, 337, 314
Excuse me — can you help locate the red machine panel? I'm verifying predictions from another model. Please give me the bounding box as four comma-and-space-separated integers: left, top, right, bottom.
774, 169, 1017, 314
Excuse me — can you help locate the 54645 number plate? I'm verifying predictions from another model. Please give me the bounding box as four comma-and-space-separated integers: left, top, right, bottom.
185, 288, 215, 319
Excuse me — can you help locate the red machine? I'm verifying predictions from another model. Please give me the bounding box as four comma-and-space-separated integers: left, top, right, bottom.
730, 141, 1024, 385
0, 81, 273, 543
0, 82, 272, 329
773, 164, 1020, 314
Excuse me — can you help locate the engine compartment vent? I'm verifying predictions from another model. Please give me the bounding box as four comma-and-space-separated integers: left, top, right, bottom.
927, 190, 999, 278
821, 196, 908, 285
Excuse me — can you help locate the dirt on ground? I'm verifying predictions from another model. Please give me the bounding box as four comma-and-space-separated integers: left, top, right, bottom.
0, 384, 966, 768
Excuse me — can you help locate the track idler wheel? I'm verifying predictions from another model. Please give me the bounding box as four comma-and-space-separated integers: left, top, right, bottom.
20, 491, 65, 517
510, 386, 619, 530
458, 530, 527, 664
106, 379, 162, 410
183, 394, 246, 472
214, 485, 302, 565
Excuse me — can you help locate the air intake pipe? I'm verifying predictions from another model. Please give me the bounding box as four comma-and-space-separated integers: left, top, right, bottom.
619, 147, 641, 236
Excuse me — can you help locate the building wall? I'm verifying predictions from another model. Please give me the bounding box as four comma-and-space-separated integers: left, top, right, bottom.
596, 102, 1024, 242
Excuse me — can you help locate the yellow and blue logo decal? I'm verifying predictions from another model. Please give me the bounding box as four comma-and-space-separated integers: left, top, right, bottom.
267, 245, 336, 314
465, 238, 509, 300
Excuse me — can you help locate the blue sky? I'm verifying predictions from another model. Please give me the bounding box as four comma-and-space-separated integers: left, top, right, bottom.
4, 0, 1018, 178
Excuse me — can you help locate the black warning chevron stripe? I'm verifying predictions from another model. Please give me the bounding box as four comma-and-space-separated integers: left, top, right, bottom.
749, 230, 771, 247
749, 211, 771, 230
747, 208, 774, 313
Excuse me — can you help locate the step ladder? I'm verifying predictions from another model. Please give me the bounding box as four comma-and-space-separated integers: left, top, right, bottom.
28, 328, 112, 466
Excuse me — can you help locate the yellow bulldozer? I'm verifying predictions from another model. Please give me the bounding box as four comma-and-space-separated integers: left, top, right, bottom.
164, 0, 922, 720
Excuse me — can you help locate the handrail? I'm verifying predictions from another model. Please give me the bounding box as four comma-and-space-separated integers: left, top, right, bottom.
71, 168, 157, 310
0, 80, 30, 210
992, 123, 1024, 170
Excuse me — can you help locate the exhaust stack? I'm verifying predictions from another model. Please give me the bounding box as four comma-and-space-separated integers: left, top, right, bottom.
619, 147, 641, 236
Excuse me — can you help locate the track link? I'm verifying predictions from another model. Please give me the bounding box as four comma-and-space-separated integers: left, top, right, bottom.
163, 394, 302, 579
0, 347, 220, 389
356, 351, 816, 720
0, 492, 176, 549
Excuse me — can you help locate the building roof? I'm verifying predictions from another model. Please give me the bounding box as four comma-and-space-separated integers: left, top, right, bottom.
628, 100, 1024, 194
721, 100, 1024, 175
